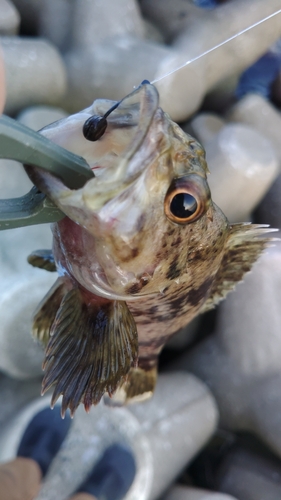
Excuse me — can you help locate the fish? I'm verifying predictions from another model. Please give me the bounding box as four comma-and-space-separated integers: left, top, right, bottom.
25, 82, 274, 417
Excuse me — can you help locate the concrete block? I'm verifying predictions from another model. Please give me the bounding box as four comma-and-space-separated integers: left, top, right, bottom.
1, 37, 67, 115
203, 123, 279, 221
71, 0, 145, 50
17, 106, 68, 131
161, 485, 237, 500
0, 0, 20, 35
216, 446, 281, 500
0, 373, 218, 500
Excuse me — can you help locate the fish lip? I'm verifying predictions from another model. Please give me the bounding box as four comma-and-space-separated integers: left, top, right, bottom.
90, 281, 157, 301
78, 265, 157, 301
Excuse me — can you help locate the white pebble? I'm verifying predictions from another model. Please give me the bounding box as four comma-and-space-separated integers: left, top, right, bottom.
1, 37, 67, 114
0, 0, 20, 35
205, 123, 279, 221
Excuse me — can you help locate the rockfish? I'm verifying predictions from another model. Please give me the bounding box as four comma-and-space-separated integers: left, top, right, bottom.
26, 83, 272, 416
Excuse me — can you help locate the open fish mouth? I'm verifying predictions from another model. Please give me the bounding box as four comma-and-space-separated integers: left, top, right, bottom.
26, 83, 162, 221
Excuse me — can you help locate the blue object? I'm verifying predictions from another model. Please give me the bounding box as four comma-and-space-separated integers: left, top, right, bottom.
192, 0, 219, 8
236, 39, 281, 99
77, 443, 136, 500
17, 406, 71, 477
236, 54, 280, 98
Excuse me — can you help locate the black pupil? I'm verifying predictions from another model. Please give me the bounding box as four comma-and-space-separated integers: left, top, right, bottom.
170, 193, 197, 219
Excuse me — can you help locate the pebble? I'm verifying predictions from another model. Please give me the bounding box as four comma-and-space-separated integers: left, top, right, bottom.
0, 373, 218, 500
216, 444, 281, 500
173, 0, 281, 91
0, 374, 42, 429
10, 0, 41, 34
0, 272, 56, 379
161, 485, 237, 500
37, 0, 73, 52
186, 120, 279, 221
0, 40, 5, 112
63, 1, 281, 120
71, 0, 145, 50
184, 113, 225, 146
1, 37, 67, 115
1, 1, 281, 497
227, 93, 281, 163
0, 0, 20, 35
0, 105, 60, 379
17, 105, 68, 131
166, 317, 201, 351
139, 0, 202, 42
63, 36, 173, 113
156, 0, 281, 121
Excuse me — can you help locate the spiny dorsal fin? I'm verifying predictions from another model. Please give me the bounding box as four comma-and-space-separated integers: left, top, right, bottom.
201, 223, 278, 313
32, 277, 70, 346
41, 288, 138, 417
28, 249, 56, 272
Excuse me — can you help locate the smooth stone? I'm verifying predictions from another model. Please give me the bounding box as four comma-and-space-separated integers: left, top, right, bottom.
183, 113, 225, 146
0, 42, 5, 112
216, 445, 281, 500
0, 373, 218, 500
38, 0, 73, 52
0, 0, 20, 35
173, 0, 281, 93
0, 272, 57, 379
63, 0, 281, 122
0, 223, 52, 280
144, 19, 165, 44
129, 373, 218, 500
227, 93, 281, 163
63, 35, 207, 121
1, 37, 67, 115
0, 374, 42, 428
17, 106, 68, 131
71, 0, 145, 49
161, 485, 238, 500
153, 0, 281, 122
62, 35, 174, 112
204, 123, 279, 221
166, 317, 201, 350
139, 0, 202, 42
169, 246, 281, 460
10, 0, 41, 33
0, 159, 32, 198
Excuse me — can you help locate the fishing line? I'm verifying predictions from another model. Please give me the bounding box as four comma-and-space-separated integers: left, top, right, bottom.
151, 8, 281, 85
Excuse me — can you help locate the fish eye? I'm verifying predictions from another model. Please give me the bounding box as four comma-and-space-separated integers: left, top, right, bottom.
164, 175, 211, 225
170, 193, 198, 219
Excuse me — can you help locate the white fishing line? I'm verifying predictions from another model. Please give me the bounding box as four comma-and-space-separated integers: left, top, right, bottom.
151, 8, 281, 85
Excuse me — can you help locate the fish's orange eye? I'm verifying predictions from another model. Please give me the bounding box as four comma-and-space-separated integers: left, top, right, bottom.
164, 175, 211, 225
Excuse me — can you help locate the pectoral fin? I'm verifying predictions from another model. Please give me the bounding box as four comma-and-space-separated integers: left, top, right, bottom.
28, 249, 56, 272
33, 277, 70, 346
201, 223, 277, 313
41, 288, 138, 416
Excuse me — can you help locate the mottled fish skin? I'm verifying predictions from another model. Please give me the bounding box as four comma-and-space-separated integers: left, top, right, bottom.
26, 83, 273, 413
